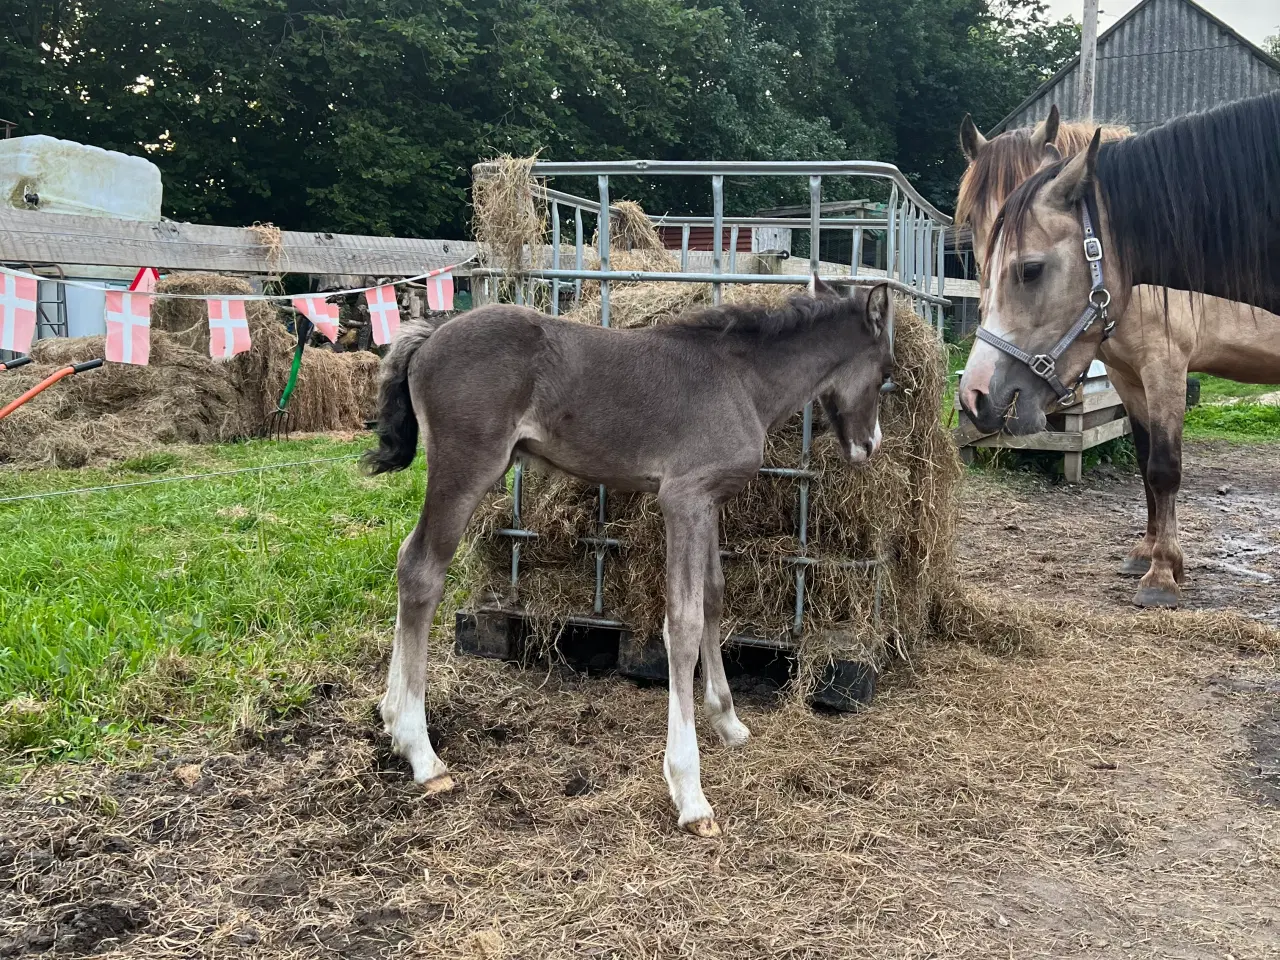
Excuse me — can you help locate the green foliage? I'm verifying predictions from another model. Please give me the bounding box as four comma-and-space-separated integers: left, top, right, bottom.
0, 438, 438, 764
0, 0, 1078, 236
1185, 403, 1280, 443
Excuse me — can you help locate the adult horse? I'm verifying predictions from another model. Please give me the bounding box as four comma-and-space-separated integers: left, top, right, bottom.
959, 90, 1280, 608
365, 279, 893, 836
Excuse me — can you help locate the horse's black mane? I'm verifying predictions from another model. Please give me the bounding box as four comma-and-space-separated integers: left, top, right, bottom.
995, 90, 1280, 311
676, 291, 862, 339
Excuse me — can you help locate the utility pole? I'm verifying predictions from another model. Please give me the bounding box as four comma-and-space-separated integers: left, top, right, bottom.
1079, 0, 1099, 121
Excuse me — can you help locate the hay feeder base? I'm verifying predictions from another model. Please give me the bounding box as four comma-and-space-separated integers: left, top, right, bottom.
455, 609, 877, 712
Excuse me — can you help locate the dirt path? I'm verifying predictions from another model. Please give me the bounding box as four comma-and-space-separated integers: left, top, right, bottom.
1, 442, 1278, 959
958, 440, 1280, 621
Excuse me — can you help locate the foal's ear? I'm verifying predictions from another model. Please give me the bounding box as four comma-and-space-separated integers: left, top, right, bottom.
1030, 104, 1060, 151
865, 283, 892, 340
1046, 126, 1102, 208
959, 114, 987, 162
809, 273, 837, 297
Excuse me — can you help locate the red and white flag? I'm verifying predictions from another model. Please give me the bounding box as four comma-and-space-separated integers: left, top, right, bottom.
129, 267, 160, 294
105, 290, 152, 365
0, 269, 38, 355
365, 284, 401, 345
291, 295, 340, 343
208, 298, 252, 359
425, 266, 454, 311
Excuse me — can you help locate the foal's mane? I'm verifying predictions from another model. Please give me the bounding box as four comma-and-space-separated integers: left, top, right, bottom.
993, 91, 1280, 307
955, 120, 1128, 230
675, 292, 863, 339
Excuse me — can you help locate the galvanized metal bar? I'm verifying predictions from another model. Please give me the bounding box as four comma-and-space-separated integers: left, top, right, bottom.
550, 201, 561, 317
936, 227, 947, 336
758, 466, 819, 479
793, 401, 814, 636
729, 225, 739, 275
574, 207, 584, 307
681, 224, 690, 272
598, 176, 611, 327
808, 176, 821, 278
851, 227, 862, 277
594, 482, 607, 615
474, 159, 954, 224
469, 268, 951, 306
509, 461, 525, 588
651, 215, 892, 229
712, 175, 724, 304
884, 185, 898, 278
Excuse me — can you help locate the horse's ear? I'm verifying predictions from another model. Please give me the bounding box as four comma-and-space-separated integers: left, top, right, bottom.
809, 274, 836, 296
1030, 104, 1060, 150
1036, 142, 1063, 171
865, 283, 892, 340
1046, 126, 1102, 209
959, 114, 987, 162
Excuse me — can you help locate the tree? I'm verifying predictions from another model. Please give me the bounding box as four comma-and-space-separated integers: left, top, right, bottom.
0, 0, 1078, 234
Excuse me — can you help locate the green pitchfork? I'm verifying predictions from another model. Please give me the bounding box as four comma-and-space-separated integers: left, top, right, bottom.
268, 314, 313, 441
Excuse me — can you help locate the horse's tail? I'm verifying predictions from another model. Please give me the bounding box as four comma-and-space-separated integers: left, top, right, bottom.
361, 321, 435, 475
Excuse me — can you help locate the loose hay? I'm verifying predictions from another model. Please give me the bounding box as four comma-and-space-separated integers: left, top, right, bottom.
466, 178, 977, 689
472, 155, 546, 279
0, 274, 380, 468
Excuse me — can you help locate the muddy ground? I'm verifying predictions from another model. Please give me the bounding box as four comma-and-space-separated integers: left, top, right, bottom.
2, 440, 1278, 959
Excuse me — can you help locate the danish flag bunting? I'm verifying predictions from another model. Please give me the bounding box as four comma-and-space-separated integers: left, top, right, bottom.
0, 269, 38, 355
425, 266, 455, 311
208, 298, 252, 359
365, 284, 401, 345
129, 267, 160, 294
105, 290, 153, 365
291, 295, 341, 343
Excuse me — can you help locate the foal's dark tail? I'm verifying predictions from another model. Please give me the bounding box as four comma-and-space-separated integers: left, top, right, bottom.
361, 321, 435, 475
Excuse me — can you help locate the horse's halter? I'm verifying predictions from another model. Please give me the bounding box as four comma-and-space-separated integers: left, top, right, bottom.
975, 188, 1114, 405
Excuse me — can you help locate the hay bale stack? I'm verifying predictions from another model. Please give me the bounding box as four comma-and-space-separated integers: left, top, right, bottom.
0, 274, 379, 468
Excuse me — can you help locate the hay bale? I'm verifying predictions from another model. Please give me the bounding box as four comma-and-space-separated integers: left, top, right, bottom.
0, 273, 380, 468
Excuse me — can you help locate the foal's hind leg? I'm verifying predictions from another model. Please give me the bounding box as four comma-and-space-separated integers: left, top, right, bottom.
382, 437, 513, 790
659, 490, 720, 837
700, 520, 749, 748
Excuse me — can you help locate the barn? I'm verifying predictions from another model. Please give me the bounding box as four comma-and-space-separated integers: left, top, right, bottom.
991, 0, 1280, 134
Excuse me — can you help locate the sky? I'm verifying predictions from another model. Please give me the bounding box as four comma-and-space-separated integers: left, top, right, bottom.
1041, 0, 1278, 46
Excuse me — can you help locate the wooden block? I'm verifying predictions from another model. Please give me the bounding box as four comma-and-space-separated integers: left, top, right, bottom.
811, 660, 877, 711
618, 633, 668, 682
454, 610, 515, 660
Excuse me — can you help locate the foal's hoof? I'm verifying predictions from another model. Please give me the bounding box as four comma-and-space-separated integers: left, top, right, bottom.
420, 773, 455, 796
683, 817, 722, 839
1133, 585, 1180, 609
1118, 556, 1152, 577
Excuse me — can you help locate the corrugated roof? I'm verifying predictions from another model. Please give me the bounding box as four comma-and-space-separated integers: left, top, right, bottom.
991, 0, 1280, 133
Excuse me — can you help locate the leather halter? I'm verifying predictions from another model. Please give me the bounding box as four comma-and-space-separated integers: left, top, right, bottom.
976, 189, 1114, 405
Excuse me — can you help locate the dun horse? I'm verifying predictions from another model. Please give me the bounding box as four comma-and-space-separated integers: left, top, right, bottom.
958, 92, 1280, 608
364, 279, 894, 835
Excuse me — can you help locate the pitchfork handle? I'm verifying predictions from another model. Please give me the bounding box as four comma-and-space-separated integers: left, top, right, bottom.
71, 359, 105, 374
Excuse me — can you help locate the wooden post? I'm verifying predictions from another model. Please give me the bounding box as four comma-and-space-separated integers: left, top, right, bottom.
1079, 0, 1099, 121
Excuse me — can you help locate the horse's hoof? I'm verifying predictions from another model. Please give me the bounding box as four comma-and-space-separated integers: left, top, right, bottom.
1133, 586, 1179, 609
1118, 556, 1152, 577
421, 773, 455, 796
683, 817, 722, 839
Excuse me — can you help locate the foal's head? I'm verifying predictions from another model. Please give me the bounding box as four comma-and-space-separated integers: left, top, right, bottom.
810, 277, 894, 465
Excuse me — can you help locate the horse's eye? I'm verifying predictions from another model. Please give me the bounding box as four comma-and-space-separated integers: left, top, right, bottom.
880, 379, 897, 395
1016, 261, 1044, 284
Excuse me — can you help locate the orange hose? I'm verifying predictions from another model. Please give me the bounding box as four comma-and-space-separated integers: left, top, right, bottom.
0, 366, 74, 421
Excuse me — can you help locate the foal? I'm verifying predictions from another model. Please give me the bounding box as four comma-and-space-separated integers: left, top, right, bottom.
364, 279, 893, 835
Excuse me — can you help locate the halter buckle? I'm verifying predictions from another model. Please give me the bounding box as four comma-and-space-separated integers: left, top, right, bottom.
1029, 354, 1056, 379
1083, 237, 1103, 262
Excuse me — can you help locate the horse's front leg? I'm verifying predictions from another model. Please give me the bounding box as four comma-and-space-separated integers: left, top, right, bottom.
1108, 368, 1156, 576
1133, 371, 1187, 608
659, 491, 720, 837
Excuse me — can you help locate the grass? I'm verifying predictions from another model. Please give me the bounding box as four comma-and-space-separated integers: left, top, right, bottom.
0, 437, 438, 766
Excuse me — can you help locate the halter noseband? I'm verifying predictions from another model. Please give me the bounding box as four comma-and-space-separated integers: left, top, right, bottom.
976, 189, 1114, 405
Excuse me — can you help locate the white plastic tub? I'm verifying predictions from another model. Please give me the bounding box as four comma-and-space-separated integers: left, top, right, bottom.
0, 135, 162, 220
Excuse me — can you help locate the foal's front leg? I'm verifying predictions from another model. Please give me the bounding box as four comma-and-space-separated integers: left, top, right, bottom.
659, 494, 720, 837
